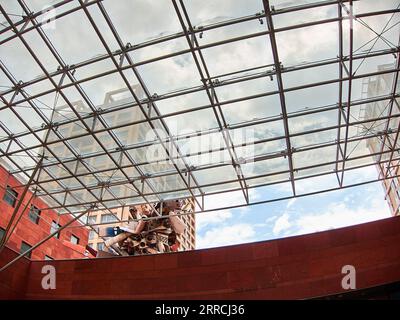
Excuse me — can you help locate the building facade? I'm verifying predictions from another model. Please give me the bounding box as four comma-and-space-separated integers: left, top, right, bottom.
49, 85, 196, 252
0, 162, 91, 260
365, 63, 400, 216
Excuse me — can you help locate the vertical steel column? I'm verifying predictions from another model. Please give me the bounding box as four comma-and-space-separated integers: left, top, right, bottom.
338, 0, 354, 186
335, 1, 345, 186
263, 0, 296, 196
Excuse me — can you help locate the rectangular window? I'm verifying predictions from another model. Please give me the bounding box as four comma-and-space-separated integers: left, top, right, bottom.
0, 227, 4, 242
28, 205, 41, 224
70, 234, 79, 245
50, 221, 61, 239
97, 242, 105, 251
87, 215, 97, 224
89, 230, 97, 240
3, 186, 18, 207
44, 255, 53, 260
100, 214, 118, 224
20, 241, 32, 258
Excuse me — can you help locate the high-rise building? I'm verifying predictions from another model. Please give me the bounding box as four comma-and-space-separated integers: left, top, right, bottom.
365, 63, 400, 216
48, 85, 196, 252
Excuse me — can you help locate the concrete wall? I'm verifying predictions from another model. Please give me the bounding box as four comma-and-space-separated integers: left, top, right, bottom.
1, 215, 400, 299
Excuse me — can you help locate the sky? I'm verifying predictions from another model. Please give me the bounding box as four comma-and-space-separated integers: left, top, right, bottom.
0, 0, 399, 249
196, 166, 392, 249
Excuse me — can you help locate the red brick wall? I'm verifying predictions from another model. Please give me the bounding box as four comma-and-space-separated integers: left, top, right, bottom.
14, 215, 400, 300
0, 164, 89, 260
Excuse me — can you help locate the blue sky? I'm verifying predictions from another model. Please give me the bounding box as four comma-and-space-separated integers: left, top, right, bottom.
196, 166, 392, 249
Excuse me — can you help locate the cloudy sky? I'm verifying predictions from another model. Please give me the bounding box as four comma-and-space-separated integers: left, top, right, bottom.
196, 166, 391, 249
0, 0, 399, 248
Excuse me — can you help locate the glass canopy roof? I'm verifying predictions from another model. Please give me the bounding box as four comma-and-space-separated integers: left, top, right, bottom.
0, 0, 399, 220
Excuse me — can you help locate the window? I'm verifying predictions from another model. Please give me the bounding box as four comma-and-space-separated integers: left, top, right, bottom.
20, 241, 32, 258
87, 215, 97, 224
0, 227, 4, 241
28, 205, 41, 224
100, 214, 118, 224
44, 255, 53, 260
97, 242, 105, 251
89, 229, 98, 240
3, 186, 18, 207
50, 221, 61, 239
70, 234, 79, 245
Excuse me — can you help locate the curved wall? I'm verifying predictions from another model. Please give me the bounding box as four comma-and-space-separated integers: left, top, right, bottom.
1, 216, 400, 299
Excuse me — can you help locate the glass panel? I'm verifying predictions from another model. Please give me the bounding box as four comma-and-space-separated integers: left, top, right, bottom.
156, 91, 210, 114
133, 37, 189, 63
44, 10, 107, 64
194, 165, 239, 187
79, 73, 130, 108
282, 63, 338, 89
222, 94, 282, 124
103, 0, 182, 45
293, 145, 337, 169
291, 129, 337, 149
346, 13, 400, 56
285, 83, 339, 114
240, 138, 287, 159
276, 22, 339, 66
296, 173, 338, 195
352, 52, 397, 77
242, 156, 289, 179
185, 0, 263, 26
68, 135, 103, 155
247, 172, 289, 187
273, 4, 337, 29
0, 38, 43, 81
197, 18, 266, 46
163, 108, 219, 133
202, 36, 274, 77
295, 164, 336, 179
288, 109, 338, 134
0, 109, 30, 135
137, 53, 202, 94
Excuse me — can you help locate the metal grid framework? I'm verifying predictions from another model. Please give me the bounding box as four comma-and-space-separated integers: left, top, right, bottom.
1, 0, 400, 263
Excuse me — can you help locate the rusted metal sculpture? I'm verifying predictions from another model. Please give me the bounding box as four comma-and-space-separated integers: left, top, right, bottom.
99, 200, 188, 256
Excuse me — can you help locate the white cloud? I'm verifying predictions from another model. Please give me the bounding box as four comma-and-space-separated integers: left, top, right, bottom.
196, 189, 259, 231
265, 215, 278, 223
286, 198, 296, 208
197, 223, 256, 249
272, 212, 291, 235
272, 191, 391, 237
293, 199, 390, 235
196, 209, 232, 231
